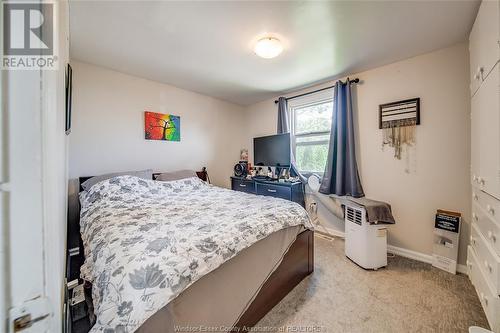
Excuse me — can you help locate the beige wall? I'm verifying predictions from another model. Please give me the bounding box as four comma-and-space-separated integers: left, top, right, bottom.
243, 43, 471, 264
68, 61, 246, 224
69, 61, 245, 186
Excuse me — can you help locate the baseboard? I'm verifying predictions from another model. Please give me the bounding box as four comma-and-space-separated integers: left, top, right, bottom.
456, 264, 468, 275
387, 244, 433, 264
314, 225, 345, 239
313, 226, 469, 276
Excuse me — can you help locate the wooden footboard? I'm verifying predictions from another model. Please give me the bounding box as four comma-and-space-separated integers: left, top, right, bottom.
234, 229, 314, 329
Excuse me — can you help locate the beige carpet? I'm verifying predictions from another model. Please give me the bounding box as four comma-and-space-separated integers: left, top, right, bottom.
257, 236, 489, 333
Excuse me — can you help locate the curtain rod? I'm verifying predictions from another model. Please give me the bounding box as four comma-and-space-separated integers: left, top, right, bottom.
274, 78, 360, 104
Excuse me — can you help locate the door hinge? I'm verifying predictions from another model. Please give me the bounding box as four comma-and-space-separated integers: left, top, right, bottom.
9, 297, 52, 332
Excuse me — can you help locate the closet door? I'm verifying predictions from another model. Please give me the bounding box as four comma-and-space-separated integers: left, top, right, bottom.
471, 89, 481, 187
469, 0, 500, 96
470, 15, 482, 96
479, 64, 500, 199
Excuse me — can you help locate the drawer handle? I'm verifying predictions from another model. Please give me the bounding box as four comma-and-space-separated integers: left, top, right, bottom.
481, 293, 489, 306
471, 236, 476, 246
473, 213, 478, 221
267, 189, 277, 193
488, 231, 497, 243
487, 205, 495, 215
484, 260, 492, 273
478, 177, 485, 185
239, 184, 247, 187
474, 67, 484, 80
473, 193, 478, 201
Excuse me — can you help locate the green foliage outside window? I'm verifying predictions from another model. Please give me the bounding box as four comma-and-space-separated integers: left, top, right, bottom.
293, 101, 333, 173
296, 144, 329, 172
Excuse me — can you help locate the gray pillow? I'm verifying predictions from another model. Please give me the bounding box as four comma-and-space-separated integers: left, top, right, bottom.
81, 169, 153, 191
155, 169, 197, 182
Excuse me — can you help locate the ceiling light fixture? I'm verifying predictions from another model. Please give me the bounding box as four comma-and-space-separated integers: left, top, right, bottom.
254, 37, 283, 59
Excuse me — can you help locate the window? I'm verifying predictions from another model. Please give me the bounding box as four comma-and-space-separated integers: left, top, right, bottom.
290, 92, 333, 174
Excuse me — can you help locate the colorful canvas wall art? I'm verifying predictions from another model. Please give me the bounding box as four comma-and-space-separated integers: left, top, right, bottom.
144, 111, 180, 141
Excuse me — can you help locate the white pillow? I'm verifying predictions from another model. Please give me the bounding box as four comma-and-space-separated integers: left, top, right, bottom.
155, 170, 197, 182
81, 169, 153, 191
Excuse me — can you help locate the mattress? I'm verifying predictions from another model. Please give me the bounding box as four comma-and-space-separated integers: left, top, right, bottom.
78, 175, 312, 332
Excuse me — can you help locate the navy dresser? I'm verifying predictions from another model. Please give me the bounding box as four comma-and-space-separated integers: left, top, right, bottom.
230, 176, 305, 207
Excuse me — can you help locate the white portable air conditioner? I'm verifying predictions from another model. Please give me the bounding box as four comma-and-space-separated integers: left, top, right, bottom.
344, 204, 388, 270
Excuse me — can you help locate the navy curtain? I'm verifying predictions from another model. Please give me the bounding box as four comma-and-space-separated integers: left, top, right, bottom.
277, 97, 289, 133
319, 80, 364, 197
276, 97, 307, 183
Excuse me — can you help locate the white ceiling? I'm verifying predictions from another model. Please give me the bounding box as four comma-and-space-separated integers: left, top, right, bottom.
69, 0, 479, 106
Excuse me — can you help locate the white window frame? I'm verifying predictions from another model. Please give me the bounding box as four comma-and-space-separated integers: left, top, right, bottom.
288, 89, 334, 175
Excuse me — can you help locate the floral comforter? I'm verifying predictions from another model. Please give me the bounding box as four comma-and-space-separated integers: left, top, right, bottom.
79, 176, 312, 332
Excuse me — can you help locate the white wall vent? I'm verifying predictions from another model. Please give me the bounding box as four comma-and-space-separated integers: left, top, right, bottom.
346, 206, 363, 226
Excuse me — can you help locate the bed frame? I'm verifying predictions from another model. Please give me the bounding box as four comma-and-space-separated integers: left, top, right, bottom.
235, 229, 313, 328
66, 172, 314, 332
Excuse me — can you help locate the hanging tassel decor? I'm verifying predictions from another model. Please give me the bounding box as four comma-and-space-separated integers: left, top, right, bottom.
379, 98, 420, 160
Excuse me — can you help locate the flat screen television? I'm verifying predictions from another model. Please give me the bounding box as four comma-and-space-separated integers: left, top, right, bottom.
254, 133, 291, 167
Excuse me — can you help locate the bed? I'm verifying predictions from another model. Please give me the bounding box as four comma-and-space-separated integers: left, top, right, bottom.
68, 171, 314, 332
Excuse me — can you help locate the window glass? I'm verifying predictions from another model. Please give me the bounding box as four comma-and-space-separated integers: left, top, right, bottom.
291, 98, 333, 174
295, 143, 330, 173
294, 102, 332, 134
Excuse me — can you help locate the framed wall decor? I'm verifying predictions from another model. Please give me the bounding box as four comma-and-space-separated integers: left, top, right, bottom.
144, 111, 181, 141
379, 97, 420, 129
379, 97, 420, 160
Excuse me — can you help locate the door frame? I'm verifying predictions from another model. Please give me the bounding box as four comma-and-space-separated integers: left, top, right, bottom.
1, 1, 69, 332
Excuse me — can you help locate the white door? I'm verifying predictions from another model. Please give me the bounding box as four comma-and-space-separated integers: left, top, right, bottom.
469, 0, 500, 89
1, 1, 69, 332
479, 64, 500, 199
469, 3, 482, 97
1, 3, 8, 329
471, 87, 481, 188
4, 62, 51, 333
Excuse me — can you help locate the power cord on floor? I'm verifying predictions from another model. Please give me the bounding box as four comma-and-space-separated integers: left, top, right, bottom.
307, 201, 335, 241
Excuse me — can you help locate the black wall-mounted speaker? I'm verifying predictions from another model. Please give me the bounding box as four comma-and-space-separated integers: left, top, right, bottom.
234, 161, 248, 177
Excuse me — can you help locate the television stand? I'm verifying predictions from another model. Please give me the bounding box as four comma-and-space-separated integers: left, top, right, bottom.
230, 176, 304, 207
252, 175, 272, 181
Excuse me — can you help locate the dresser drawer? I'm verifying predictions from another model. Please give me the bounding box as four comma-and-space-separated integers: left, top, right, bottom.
256, 183, 291, 200
474, 188, 500, 226
473, 199, 500, 257
231, 178, 256, 194
471, 223, 500, 296
467, 246, 500, 332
